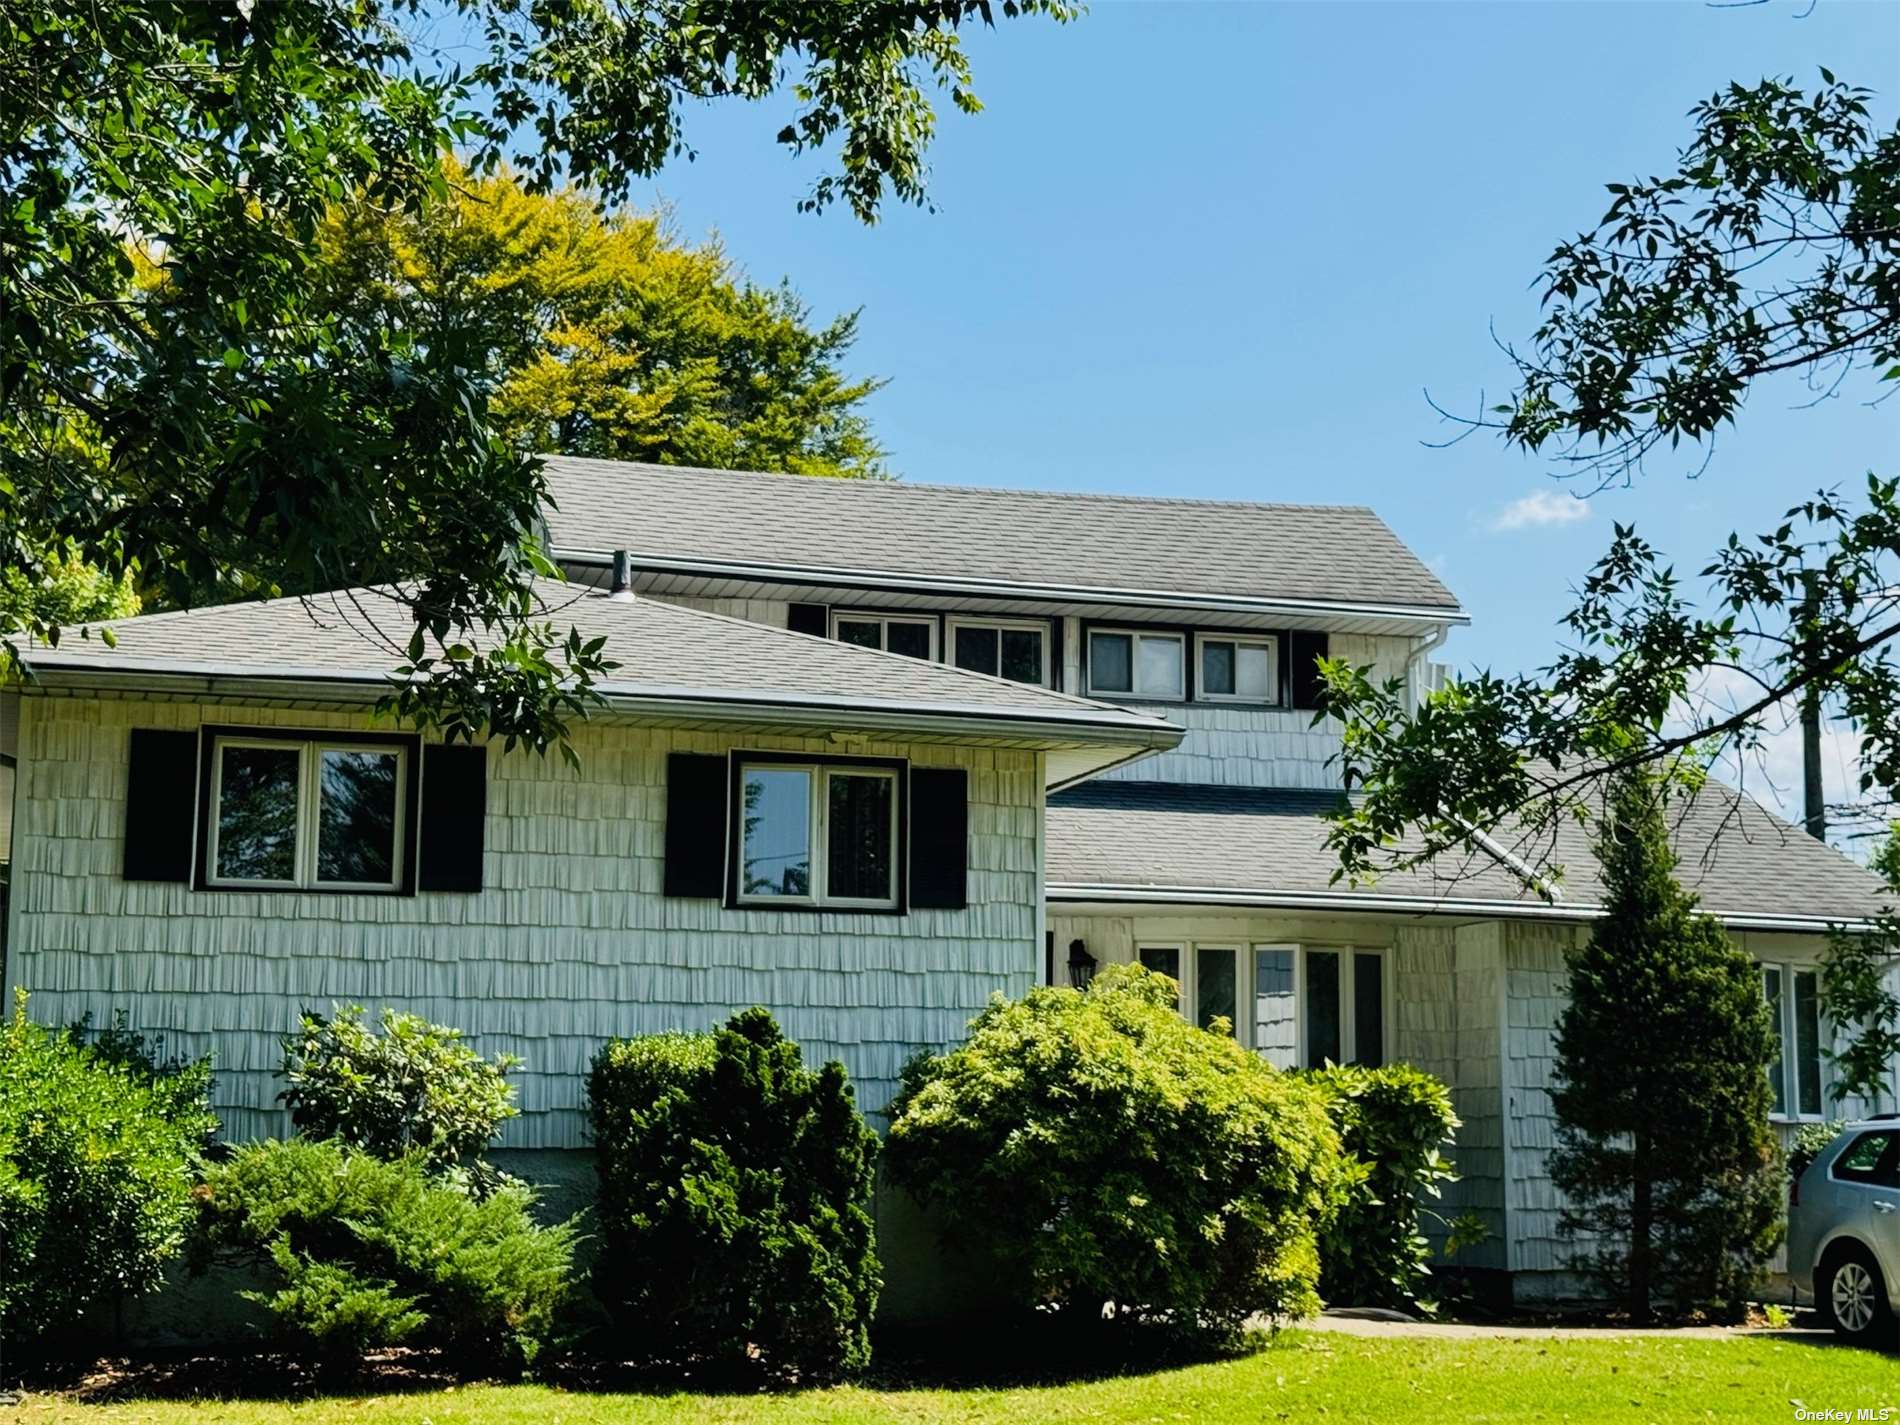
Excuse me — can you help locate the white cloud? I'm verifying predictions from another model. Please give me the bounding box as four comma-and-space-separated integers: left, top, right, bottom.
1487, 488, 1591, 533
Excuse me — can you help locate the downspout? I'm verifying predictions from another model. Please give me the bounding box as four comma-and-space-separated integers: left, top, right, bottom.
1406, 624, 1451, 713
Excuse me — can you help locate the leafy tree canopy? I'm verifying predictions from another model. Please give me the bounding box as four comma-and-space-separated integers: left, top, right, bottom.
1321, 72, 1900, 1098
316, 163, 886, 476
1, 0, 1071, 755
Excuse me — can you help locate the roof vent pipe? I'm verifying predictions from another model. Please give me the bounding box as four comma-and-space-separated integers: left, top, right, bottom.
609, 549, 635, 601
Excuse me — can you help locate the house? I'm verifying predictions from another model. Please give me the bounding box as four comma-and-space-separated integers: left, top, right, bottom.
2, 456, 1893, 1307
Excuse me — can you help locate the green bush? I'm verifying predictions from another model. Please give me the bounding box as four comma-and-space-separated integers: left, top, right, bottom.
885, 965, 1346, 1347
0, 993, 216, 1348
1788, 1120, 1848, 1183
588, 1008, 880, 1379
1301, 1063, 1472, 1310
279, 1004, 520, 1176
194, 1137, 575, 1370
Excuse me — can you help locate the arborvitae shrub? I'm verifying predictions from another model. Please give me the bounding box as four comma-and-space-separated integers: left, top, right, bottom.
588, 1008, 880, 1379
0, 993, 216, 1350
885, 965, 1346, 1348
194, 1137, 575, 1371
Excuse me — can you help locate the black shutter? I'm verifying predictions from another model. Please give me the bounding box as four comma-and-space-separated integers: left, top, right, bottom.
664, 753, 729, 898
909, 767, 968, 910
1048, 619, 1065, 692
1290, 631, 1331, 712
124, 729, 198, 882
419, 743, 487, 892
786, 603, 828, 638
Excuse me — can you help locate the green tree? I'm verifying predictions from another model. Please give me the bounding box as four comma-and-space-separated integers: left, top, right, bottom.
1, 0, 1073, 753
1319, 71, 1900, 1098
316, 165, 885, 476
1548, 769, 1783, 1322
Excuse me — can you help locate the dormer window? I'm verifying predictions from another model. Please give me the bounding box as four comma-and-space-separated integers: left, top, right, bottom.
1087, 629, 1184, 701
1197, 634, 1280, 705
949, 617, 1050, 686
831, 612, 936, 661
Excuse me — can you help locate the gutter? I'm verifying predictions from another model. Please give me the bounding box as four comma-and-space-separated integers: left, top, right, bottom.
1044, 882, 1870, 935
16, 659, 1185, 754
558, 549, 1471, 628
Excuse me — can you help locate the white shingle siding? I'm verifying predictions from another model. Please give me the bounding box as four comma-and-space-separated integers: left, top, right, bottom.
4, 695, 1043, 1148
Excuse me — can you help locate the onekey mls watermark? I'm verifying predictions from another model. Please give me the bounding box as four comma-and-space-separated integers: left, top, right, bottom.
1792, 1409, 1896, 1422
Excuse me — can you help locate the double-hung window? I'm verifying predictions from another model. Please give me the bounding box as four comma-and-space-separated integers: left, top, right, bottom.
1762, 963, 1826, 1119
206, 734, 408, 891
948, 618, 1050, 686
737, 759, 901, 910
831, 612, 935, 661
1135, 941, 1385, 1067
1196, 633, 1279, 704
1087, 629, 1185, 700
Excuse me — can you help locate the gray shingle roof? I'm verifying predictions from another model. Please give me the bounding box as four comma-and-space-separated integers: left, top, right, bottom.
1047, 780, 1888, 926
23, 583, 1182, 743
539, 458, 1464, 616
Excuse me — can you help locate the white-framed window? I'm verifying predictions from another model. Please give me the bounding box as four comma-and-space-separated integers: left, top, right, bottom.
830, 612, 936, 661
1196, 633, 1280, 705
1087, 628, 1185, 700
1763, 963, 1826, 1120
1136, 941, 1386, 1067
206, 735, 407, 891
736, 760, 900, 910
947, 617, 1051, 687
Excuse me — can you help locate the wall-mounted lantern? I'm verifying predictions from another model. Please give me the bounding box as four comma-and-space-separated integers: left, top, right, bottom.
1066, 938, 1097, 991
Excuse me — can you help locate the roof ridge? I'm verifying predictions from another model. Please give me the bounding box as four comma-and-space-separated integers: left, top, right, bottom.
538, 454, 1381, 517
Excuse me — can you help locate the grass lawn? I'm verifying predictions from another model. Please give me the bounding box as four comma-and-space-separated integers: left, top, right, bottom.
16, 1330, 1900, 1425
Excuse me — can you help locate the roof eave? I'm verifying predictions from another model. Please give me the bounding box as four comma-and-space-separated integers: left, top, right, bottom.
558, 548, 1471, 628
1044, 881, 1873, 935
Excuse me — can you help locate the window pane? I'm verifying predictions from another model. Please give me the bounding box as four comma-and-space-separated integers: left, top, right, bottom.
1834, 1131, 1894, 1182
1138, 635, 1184, 698
1237, 644, 1274, 700
1794, 970, 1823, 1116
1763, 968, 1787, 1116
1254, 948, 1296, 1069
887, 621, 932, 660
1306, 950, 1342, 1067
317, 749, 399, 885
1140, 947, 1181, 1005
954, 625, 999, 675
837, 620, 881, 650
1197, 947, 1237, 1034
215, 744, 301, 881
1353, 951, 1385, 1068
1202, 641, 1236, 696
1000, 628, 1044, 684
826, 772, 894, 902
1090, 632, 1133, 692
741, 767, 812, 898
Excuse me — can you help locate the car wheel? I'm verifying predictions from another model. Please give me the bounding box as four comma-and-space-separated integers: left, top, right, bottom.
1820, 1244, 1893, 1345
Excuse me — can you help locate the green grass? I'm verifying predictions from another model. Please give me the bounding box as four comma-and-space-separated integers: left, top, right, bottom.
19, 1331, 1900, 1425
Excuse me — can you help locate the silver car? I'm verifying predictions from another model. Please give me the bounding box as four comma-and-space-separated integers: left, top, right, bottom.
1790, 1119, 1900, 1346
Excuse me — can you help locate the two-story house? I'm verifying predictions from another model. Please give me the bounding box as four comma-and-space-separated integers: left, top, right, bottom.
2, 456, 1892, 1307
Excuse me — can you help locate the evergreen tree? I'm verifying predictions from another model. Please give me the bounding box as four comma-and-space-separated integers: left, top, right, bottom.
1549, 768, 1783, 1321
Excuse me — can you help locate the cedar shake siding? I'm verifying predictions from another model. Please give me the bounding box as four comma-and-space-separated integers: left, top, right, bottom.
5, 696, 1048, 1147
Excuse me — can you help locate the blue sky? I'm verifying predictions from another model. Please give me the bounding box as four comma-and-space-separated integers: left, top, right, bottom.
590, 0, 1898, 824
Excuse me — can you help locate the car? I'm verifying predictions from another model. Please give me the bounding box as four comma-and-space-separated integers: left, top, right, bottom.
1789, 1118, 1900, 1347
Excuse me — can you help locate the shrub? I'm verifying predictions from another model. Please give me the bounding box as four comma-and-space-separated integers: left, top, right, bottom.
885, 965, 1346, 1347
588, 1008, 880, 1379
279, 1005, 519, 1176
1301, 1063, 1473, 1310
1788, 1120, 1849, 1184
194, 1137, 575, 1370
0, 992, 216, 1348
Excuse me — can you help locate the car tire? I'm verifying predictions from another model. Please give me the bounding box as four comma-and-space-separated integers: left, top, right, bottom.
1819, 1243, 1894, 1346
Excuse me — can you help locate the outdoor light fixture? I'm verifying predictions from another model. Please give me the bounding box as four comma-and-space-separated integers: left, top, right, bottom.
1066, 938, 1097, 990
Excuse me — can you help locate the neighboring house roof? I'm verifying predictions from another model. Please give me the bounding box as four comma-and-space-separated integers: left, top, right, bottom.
20, 584, 1183, 786
1046, 780, 1889, 931
538, 457, 1466, 623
